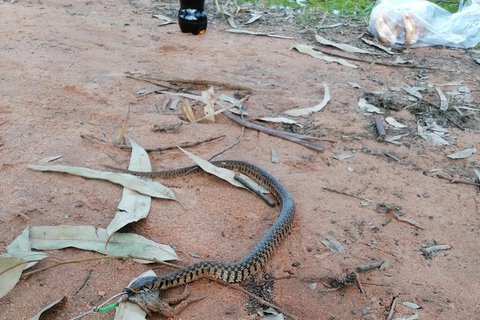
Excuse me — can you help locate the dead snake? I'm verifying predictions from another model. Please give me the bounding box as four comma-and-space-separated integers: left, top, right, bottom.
118, 160, 295, 301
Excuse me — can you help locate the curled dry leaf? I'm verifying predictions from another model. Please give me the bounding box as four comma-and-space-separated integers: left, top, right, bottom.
0, 257, 27, 299
182, 99, 196, 123
315, 35, 375, 54
292, 44, 358, 68
202, 87, 215, 122
106, 139, 153, 238
284, 83, 330, 117
3, 227, 47, 269
28, 296, 66, 320
446, 147, 476, 159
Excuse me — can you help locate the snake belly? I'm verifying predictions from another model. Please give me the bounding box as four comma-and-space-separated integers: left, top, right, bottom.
122, 160, 295, 294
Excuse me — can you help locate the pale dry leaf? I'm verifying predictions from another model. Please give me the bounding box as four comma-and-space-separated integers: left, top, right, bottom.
106, 139, 153, 237
447, 147, 477, 159
30, 226, 178, 263
115, 270, 157, 320
244, 12, 263, 24
227, 16, 238, 28
315, 35, 374, 54
358, 98, 384, 114
27, 164, 176, 200
28, 296, 66, 320
361, 37, 400, 55
292, 44, 358, 68
178, 147, 268, 193
257, 117, 302, 127
3, 227, 47, 269
385, 116, 407, 128
436, 87, 448, 111
284, 83, 330, 117
202, 87, 215, 122
225, 29, 293, 39
0, 257, 27, 299
321, 235, 345, 254
158, 91, 202, 101
182, 99, 196, 123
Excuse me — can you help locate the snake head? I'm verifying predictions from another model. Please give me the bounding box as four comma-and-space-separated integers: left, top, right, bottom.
124, 275, 159, 295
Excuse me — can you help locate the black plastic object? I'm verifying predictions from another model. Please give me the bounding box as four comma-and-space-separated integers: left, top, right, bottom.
178, 0, 207, 35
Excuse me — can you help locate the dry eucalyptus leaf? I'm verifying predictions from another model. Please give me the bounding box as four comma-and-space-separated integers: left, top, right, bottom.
30, 226, 178, 263
27, 164, 176, 200
292, 44, 358, 68
385, 116, 407, 128
115, 270, 157, 320
178, 147, 268, 193
436, 87, 448, 111
358, 98, 384, 114
202, 87, 215, 122
361, 38, 400, 55
227, 16, 238, 28
3, 227, 47, 269
315, 35, 374, 54
321, 235, 345, 254
284, 83, 330, 117
258, 117, 302, 127
0, 257, 27, 299
447, 147, 477, 159
225, 29, 293, 39
244, 12, 263, 24
28, 296, 66, 320
106, 139, 153, 237
182, 99, 196, 123
158, 91, 202, 101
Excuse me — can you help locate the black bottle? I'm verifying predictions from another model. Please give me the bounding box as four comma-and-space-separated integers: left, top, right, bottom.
178, 0, 207, 35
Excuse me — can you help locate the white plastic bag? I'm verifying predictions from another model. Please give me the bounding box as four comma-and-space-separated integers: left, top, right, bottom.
368, 0, 480, 48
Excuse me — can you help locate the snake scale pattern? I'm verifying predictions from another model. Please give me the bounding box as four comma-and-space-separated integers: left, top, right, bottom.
118, 160, 295, 295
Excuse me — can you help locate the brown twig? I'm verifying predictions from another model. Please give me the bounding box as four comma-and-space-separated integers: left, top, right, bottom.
74, 269, 93, 296
117, 135, 225, 152
208, 127, 244, 161
386, 296, 398, 320
224, 112, 323, 151
223, 283, 298, 320
323, 186, 364, 200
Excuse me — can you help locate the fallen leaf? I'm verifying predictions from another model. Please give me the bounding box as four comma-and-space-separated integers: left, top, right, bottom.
332, 153, 352, 160
403, 87, 423, 100
284, 83, 330, 116
3, 227, 47, 269
27, 164, 176, 200
106, 139, 153, 237
358, 98, 384, 114
402, 301, 420, 310
30, 226, 178, 263
315, 35, 374, 54
0, 257, 27, 299
178, 147, 268, 193
244, 12, 263, 24
28, 296, 66, 320
136, 87, 157, 96
153, 14, 175, 25
158, 91, 202, 101
115, 270, 157, 320
227, 16, 238, 28
321, 235, 345, 254
361, 38, 400, 55
385, 135, 404, 145
182, 99, 196, 123
225, 29, 293, 39
385, 116, 407, 128
436, 87, 448, 111
262, 307, 285, 319
292, 44, 358, 68
447, 148, 477, 159
270, 147, 278, 164
202, 87, 215, 122
258, 116, 302, 127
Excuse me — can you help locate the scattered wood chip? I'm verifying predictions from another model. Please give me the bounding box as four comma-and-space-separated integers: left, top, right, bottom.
403, 87, 423, 100
283, 83, 330, 117
270, 147, 278, 164
189, 252, 201, 259
402, 301, 420, 310
292, 44, 358, 68
446, 147, 476, 159
182, 99, 196, 123
136, 87, 157, 96
170, 97, 180, 110
421, 244, 451, 258
385, 135, 404, 145
225, 29, 293, 39
29, 296, 66, 320
332, 153, 352, 161
202, 87, 216, 122
348, 82, 361, 89
315, 35, 375, 54
375, 117, 386, 141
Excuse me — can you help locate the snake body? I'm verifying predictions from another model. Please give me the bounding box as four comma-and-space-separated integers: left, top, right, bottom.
120, 160, 295, 295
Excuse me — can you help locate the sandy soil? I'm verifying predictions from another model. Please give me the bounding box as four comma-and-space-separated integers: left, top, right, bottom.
1, 0, 480, 319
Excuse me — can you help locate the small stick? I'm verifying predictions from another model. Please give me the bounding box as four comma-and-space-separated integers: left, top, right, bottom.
208, 127, 244, 161
223, 112, 323, 151
115, 135, 225, 152
234, 174, 275, 207
375, 117, 386, 141
384, 152, 401, 163
74, 269, 93, 296
323, 186, 364, 200
224, 283, 298, 320
355, 273, 366, 297
421, 244, 451, 254
386, 296, 398, 320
